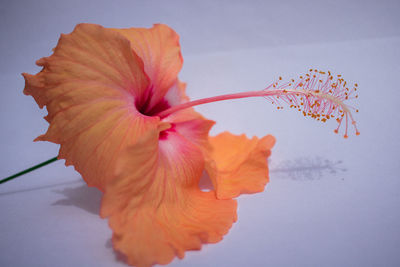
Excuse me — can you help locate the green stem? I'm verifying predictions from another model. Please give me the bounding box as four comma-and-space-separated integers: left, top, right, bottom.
0, 156, 59, 185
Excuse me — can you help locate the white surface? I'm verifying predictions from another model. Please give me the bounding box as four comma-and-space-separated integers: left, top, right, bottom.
1, 1, 400, 267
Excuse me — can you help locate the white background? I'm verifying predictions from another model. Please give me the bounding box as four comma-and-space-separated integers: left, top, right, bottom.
1, 0, 399, 266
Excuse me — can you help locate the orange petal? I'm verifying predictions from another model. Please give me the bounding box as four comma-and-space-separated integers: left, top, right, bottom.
113, 24, 183, 112
206, 132, 275, 199
23, 23, 159, 190
101, 127, 237, 267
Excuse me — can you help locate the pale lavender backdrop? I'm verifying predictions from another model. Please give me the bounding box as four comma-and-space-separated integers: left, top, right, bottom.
1, 0, 399, 267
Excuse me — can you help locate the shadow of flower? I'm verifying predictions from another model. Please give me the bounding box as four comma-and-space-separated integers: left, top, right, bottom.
105, 238, 128, 263
52, 185, 127, 263
0, 179, 82, 197
49, 156, 344, 217
270, 156, 346, 181
52, 184, 102, 215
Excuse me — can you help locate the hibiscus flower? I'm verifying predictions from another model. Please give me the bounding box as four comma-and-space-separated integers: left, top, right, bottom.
23, 23, 358, 267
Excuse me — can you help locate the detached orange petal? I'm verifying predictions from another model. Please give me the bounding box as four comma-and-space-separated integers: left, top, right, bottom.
114, 24, 183, 112
23, 23, 159, 190
206, 132, 275, 199
101, 127, 237, 267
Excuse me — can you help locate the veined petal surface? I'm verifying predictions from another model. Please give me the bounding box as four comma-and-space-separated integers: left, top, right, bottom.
114, 24, 183, 112
101, 128, 237, 267
23, 23, 159, 190
207, 132, 275, 199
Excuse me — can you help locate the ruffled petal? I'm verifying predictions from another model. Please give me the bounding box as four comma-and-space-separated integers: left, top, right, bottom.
206, 132, 275, 199
113, 24, 183, 112
23, 23, 159, 190
101, 127, 237, 267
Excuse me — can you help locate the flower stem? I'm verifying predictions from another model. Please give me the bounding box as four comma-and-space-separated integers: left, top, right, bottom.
0, 156, 59, 185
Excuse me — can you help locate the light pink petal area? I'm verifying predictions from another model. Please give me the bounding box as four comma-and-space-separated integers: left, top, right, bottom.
101, 127, 237, 267
163, 79, 190, 107
114, 24, 183, 112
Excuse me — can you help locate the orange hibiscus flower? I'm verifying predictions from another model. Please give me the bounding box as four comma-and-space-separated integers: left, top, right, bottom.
23, 24, 276, 267
23, 23, 358, 267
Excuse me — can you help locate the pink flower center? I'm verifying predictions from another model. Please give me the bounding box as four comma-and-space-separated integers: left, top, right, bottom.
135, 88, 171, 117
